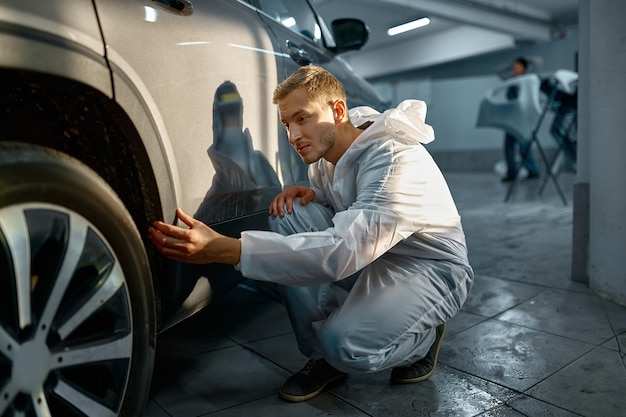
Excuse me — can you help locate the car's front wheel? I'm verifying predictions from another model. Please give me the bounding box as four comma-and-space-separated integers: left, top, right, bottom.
0, 143, 155, 417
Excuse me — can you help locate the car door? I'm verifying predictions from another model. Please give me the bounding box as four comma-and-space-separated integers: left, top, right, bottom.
97, 0, 283, 225
96, 0, 287, 328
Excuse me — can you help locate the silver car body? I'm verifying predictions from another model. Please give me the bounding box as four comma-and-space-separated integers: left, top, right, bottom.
0, 1, 385, 415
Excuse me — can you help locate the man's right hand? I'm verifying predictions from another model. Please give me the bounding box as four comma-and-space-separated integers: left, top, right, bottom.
269, 185, 315, 217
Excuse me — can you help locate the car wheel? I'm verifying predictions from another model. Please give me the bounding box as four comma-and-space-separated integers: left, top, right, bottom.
0, 143, 155, 417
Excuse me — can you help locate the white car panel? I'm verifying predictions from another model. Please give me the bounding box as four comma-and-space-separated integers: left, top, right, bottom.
96, 0, 281, 219
0, 1, 384, 414
0, 0, 110, 96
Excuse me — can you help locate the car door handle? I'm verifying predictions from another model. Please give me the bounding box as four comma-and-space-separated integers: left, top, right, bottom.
287, 41, 313, 65
153, 0, 193, 15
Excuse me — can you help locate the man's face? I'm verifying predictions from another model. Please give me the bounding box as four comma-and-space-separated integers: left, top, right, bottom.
278, 88, 337, 164
513, 61, 526, 76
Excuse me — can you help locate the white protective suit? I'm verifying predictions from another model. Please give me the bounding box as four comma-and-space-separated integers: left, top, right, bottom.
239, 100, 474, 373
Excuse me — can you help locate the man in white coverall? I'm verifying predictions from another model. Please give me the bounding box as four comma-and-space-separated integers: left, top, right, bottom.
148, 65, 474, 402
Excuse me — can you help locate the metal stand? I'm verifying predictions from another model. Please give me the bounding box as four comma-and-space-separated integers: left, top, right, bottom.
504, 86, 568, 205
539, 101, 577, 198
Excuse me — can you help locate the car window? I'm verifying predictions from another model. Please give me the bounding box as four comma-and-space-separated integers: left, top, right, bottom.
255, 0, 322, 44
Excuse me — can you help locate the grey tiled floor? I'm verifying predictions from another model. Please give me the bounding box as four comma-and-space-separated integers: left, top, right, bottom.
144, 171, 626, 417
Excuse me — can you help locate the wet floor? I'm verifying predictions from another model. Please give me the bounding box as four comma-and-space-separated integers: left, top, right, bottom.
144, 170, 626, 417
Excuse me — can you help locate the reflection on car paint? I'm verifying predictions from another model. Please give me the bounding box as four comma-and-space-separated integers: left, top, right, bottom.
227, 43, 290, 58
195, 81, 282, 225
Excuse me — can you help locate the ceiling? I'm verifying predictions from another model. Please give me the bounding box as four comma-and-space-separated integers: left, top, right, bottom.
311, 0, 579, 79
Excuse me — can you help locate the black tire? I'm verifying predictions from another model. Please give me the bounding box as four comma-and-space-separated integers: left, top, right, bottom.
0, 143, 155, 417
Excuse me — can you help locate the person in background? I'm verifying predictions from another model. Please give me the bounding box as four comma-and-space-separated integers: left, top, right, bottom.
148, 65, 473, 402
501, 57, 541, 182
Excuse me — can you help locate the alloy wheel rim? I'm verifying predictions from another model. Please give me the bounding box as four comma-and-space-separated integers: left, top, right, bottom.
0, 203, 133, 416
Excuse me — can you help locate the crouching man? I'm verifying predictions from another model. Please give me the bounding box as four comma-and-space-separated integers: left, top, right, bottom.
149, 65, 474, 402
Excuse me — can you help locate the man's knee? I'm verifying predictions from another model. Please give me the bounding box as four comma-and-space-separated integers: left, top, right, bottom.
268, 199, 334, 235
317, 323, 380, 373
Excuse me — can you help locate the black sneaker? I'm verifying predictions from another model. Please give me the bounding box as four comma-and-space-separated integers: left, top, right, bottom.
279, 358, 348, 402
390, 323, 446, 384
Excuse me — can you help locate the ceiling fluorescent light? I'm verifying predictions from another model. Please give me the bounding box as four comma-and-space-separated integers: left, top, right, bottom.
387, 17, 430, 36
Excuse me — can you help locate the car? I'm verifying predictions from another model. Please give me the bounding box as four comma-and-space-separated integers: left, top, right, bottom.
0, 0, 386, 415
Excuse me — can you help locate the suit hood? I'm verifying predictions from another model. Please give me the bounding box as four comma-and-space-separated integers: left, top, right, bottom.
349, 99, 435, 145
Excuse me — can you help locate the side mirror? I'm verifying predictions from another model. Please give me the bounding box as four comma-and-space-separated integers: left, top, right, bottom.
331, 18, 369, 53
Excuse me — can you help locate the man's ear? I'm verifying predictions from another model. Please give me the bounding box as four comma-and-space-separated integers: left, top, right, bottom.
332, 100, 348, 123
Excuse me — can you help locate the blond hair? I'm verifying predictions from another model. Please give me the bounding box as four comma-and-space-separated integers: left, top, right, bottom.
273, 65, 346, 106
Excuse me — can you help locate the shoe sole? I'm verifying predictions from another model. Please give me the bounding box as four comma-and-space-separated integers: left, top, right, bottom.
391, 323, 446, 384
279, 373, 347, 402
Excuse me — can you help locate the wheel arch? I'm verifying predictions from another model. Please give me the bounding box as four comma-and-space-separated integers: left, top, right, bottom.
0, 68, 168, 329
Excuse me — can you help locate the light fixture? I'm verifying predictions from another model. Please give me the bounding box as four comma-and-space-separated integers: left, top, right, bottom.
387, 17, 430, 36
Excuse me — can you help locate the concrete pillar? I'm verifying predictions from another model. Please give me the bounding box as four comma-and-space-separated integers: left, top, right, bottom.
580, 0, 626, 305
571, 0, 590, 284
